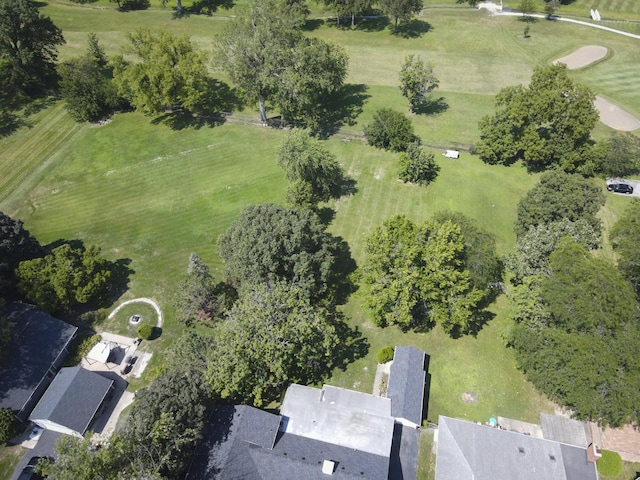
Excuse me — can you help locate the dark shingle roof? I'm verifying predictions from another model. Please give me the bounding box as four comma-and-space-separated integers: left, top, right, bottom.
185, 404, 391, 480
387, 346, 426, 426
29, 366, 113, 435
0, 303, 77, 419
435, 416, 598, 480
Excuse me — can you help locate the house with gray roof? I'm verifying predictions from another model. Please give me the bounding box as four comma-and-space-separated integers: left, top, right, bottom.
29, 365, 113, 438
186, 382, 422, 480
387, 346, 427, 428
0, 302, 77, 421
435, 416, 599, 480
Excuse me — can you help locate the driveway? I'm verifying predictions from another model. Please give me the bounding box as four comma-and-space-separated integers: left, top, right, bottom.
606, 178, 640, 198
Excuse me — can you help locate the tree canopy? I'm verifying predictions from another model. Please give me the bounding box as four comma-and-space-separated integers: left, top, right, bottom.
0, 0, 64, 94
398, 142, 439, 186
598, 132, 640, 177
364, 108, 416, 152
477, 64, 602, 173
0, 211, 41, 292
361, 215, 484, 334
16, 244, 112, 312
278, 129, 345, 205
218, 204, 338, 301
207, 280, 341, 406
514, 170, 604, 238
379, 0, 423, 31
399, 54, 439, 114
113, 29, 210, 115
610, 199, 640, 295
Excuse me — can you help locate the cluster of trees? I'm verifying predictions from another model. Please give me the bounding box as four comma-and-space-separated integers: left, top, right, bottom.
360, 213, 501, 335
477, 64, 604, 174
506, 171, 640, 426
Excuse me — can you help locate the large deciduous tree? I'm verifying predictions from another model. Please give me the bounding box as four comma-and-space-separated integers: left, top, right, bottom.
207, 281, 340, 405
361, 215, 483, 334
323, 0, 373, 26
611, 200, 640, 295
16, 244, 112, 312
218, 204, 338, 300
215, 0, 347, 127
364, 108, 416, 152
398, 142, 439, 186
399, 54, 439, 114
58, 33, 121, 122
508, 238, 640, 426
514, 170, 604, 237
598, 132, 640, 177
112, 29, 210, 115
278, 129, 345, 205
477, 64, 602, 173
379, 0, 423, 31
0, 211, 41, 293
0, 0, 64, 94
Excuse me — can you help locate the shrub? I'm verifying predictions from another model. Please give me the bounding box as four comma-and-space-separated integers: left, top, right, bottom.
65, 333, 101, 366
398, 142, 440, 186
597, 450, 622, 477
365, 108, 416, 152
0, 408, 16, 445
377, 346, 394, 363
137, 324, 153, 340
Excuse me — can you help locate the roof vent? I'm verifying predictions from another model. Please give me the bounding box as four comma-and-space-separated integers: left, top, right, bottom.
322, 460, 336, 475
549, 454, 556, 461
518, 447, 525, 454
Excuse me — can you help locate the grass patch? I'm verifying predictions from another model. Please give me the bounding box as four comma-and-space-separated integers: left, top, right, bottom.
417, 430, 436, 480
0, 445, 26, 480
104, 302, 160, 337
598, 450, 624, 477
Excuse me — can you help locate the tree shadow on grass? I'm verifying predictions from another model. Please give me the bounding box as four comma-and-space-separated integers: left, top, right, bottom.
327, 318, 370, 373
302, 18, 326, 31
393, 19, 431, 38
316, 83, 370, 138
0, 112, 28, 138
517, 15, 538, 23
354, 15, 389, 32
448, 309, 496, 339
414, 96, 449, 116
329, 236, 359, 305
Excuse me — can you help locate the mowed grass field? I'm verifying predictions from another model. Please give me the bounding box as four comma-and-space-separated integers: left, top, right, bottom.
2, 4, 639, 423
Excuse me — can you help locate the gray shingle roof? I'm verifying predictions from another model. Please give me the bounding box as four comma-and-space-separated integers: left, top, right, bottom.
435, 416, 598, 480
186, 404, 391, 480
387, 346, 426, 426
0, 303, 77, 420
29, 366, 113, 435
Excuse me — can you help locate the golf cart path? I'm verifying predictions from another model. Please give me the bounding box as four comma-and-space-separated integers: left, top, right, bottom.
107, 298, 163, 328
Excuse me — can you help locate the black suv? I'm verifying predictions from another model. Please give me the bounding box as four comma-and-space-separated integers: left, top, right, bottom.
607, 183, 634, 194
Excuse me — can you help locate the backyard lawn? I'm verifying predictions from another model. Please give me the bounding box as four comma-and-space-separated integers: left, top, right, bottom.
2, 2, 639, 431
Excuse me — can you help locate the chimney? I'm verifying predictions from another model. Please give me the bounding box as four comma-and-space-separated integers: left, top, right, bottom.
586, 443, 602, 462
322, 460, 336, 475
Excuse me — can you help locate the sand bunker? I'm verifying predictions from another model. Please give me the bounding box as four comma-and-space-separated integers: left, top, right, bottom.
554, 45, 608, 70
595, 96, 640, 131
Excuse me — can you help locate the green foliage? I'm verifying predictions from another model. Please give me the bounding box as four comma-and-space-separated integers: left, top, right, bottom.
514, 170, 604, 238
207, 281, 341, 405
509, 238, 640, 426
610, 199, 640, 295
323, 0, 373, 26
0, 408, 15, 445
361, 215, 484, 334
377, 346, 394, 363
518, 0, 536, 16
216, 0, 346, 127
365, 108, 416, 152
398, 142, 440, 186
0, 0, 64, 94
58, 34, 121, 122
506, 218, 600, 281
65, 333, 100, 366
399, 54, 439, 114
218, 204, 339, 301
379, 0, 423, 30
16, 244, 112, 312
0, 211, 41, 293
174, 253, 235, 327
278, 129, 346, 204
113, 29, 210, 115
477, 64, 601, 173
137, 323, 153, 340
598, 132, 640, 177
597, 450, 623, 477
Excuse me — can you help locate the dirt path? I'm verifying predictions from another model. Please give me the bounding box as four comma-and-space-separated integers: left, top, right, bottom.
107, 298, 163, 328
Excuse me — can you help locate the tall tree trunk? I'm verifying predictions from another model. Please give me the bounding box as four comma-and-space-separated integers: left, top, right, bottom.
351, 13, 355, 26
176, 0, 183, 13
259, 92, 267, 125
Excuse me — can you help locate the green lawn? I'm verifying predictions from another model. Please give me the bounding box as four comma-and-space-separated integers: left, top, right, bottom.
2, 2, 640, 436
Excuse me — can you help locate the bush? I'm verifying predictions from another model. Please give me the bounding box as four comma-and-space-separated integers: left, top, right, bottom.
0, 408, 16, 445
377, 346, 394, 363
137, 324, 153, 340
65, 333, 101, 366
365, 108, 416, 152
398, 142, 440, 186
597, 450, 622, 477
